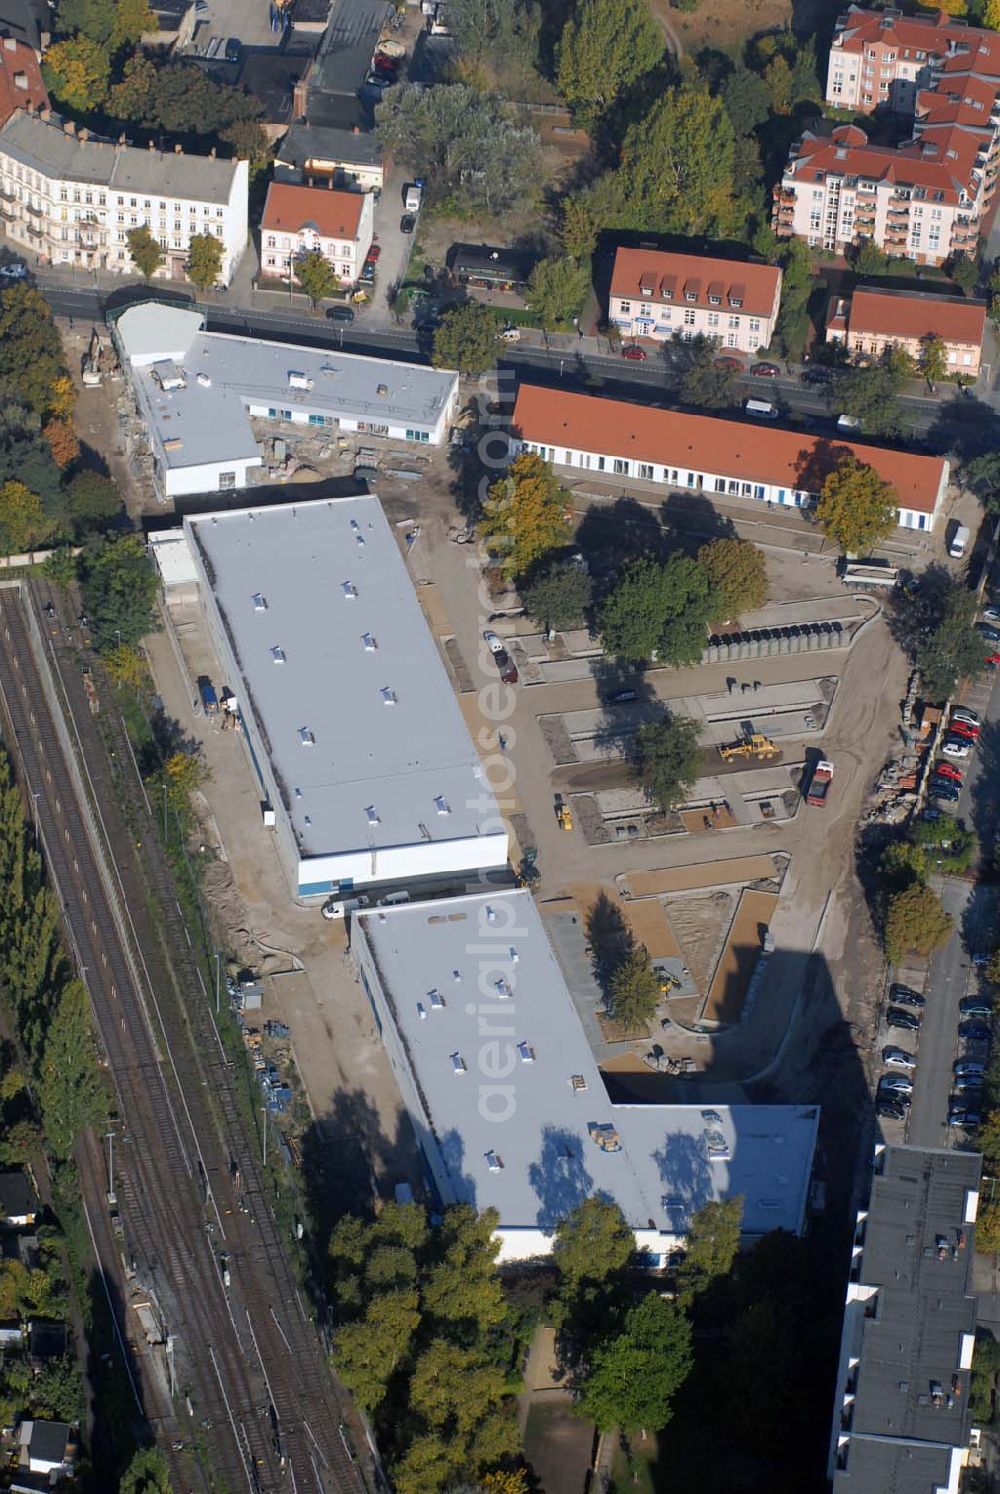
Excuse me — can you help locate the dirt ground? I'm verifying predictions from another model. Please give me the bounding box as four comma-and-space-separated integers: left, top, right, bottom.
665, 891, 737, 994
703, 888, 778, 1024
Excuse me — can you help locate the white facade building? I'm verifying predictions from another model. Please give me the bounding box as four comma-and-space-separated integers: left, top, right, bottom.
179, 498, 508, 900
352, 889, 819, 1264
0, 108, 248, 284
112, 302, 459, 499
261, 180, 374, 285
608, 247, 782, 355
512, 383, 949, 533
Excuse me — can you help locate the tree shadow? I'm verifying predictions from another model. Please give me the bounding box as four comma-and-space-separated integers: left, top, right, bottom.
658, 491, 738, 545
969, 718, 1000, 866
574, 496, 670, 591
584, 891, 635, 998
527, 1126, 596, 1231
925, 391, 1000, 461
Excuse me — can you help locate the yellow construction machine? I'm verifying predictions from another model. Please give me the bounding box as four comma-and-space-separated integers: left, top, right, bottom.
717, 733, 778, 763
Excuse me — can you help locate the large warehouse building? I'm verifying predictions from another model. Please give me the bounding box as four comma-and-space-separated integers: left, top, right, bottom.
180, 497, 509, 899
351, 889, 819, 1263
112, 302, 460, 501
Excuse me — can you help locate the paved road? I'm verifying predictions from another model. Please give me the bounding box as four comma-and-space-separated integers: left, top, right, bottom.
41, 283, 949, 439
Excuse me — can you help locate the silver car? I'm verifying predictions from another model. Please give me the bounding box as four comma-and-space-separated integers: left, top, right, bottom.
882, 1045, 916, 1070
879, 1072, 914, 1095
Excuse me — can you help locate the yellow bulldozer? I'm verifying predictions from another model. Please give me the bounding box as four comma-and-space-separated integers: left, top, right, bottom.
718, 733, 778, 763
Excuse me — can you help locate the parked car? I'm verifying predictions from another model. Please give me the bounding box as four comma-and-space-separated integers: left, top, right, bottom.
951, 707, 980, 726
801, 367, 833, 385
482, 629, 504, 655
977, 623, 1000, 644
981, 606, 1000, 625
971, 951, 993, 967
400, 214, 416, 234
960, 1020, 992, 1041
499, 327, 521, 343
948, 1107, 981, 1129
876, 1096, 907, 1120
930, 783, 961, 804
882, 1045, 917, 1069
934, 761, 963, 783
941, 737, 971, 759
224, 36, 241, 62
326, 305, 355, 323
960, 998, 993, 1017
622, 345, 647, 362
888, 1008, 921, 1031
494, 648, 518, 684
751, 361, 780, 377
366, 244, 382, 263
879, 1072, 914, 1094
948, 719, 979, 740
954, 1060, 987, 1077
606, 688, 638, 704
953, 1076, 985, 1095
714, 355, 743, 371
890, 984, 925, 1008
0, 261, 27, 281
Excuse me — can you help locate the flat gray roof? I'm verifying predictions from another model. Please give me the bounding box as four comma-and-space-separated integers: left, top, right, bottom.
845, 1146, 980, 1464
834, 1439, 960, 1493
0, 111, 241, 202
354, 889, 818, 1237
186, 499, 499, 861
313, 0, 390, 97
116, 303, 457, 474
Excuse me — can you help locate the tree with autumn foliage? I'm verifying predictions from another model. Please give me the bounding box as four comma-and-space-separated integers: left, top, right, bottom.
102, 642, 147, 691
0, 481, 54, 554
42, 418, 79, 469
162, 749, 209, 818
814, 456, 897, 555
480, 454, 572, 577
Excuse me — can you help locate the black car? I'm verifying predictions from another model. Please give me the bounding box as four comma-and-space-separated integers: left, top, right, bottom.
977, 623, 1000, 644
887, 1007, 921, 1031
326, 305, 355, 323
801, 367, 834, 385
889, 984, 925, 1008
607, 689, 638, 705
876, 1096, 906, 1120
224, 36, 241, 62
959, 1020, 992, 1041
400, 214, 416, 234
948, 1107, 981, 1129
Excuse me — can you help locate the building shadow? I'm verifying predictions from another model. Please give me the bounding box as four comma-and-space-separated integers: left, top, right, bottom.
85, 1264, 151, 1484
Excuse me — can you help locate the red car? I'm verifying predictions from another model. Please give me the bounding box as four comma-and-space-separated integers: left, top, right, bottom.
949, 719, 980, 740
935, 761, 963, 783
751, 361, 780, 377
366, 244, 382, 261
714, 355, 743, 371
622, 345, 647, 361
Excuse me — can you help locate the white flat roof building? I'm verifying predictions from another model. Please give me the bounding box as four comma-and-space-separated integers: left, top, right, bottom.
184, 498, 508, 899
352, 889, 819, 1264
112, 302, 460, 500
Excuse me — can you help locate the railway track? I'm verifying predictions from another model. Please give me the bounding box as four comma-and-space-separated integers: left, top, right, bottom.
0, 582, 369, 1494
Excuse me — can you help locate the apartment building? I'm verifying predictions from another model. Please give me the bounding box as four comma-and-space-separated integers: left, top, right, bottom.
260, 180, 373, 284
0, 108, 248, 283
511, 383, 949, 532
608, 248, 782, 354
827, 285, 986, 375
775, 7, 1000, 265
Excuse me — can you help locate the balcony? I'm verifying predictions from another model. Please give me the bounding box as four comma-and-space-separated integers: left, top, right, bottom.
24, 201, 43, 218
25, 224, 42, 239
0, 187, 13, 203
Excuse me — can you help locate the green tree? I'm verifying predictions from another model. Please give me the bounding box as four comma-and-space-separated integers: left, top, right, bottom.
521, 558, 591, 630
80, 533, 160, 650
814, 456, 897, 554
480, 454, 571, 577
721, 66, 770, 136
333, 1288, 420, 1410
0, 481, 54, 555
0, 285, 72, 417
680, 342, 739, 411
772, 237, 813, 361
910, 815, 977, 874
618, 81, 740, 238
556, 0, 663, 117
42, 36, 109, 111
553, 1196, 634, 1294
57, 0, 154, 48
559, 173, 627, 259
127, 226, 165, 280
446, 0, 540, 78
852, 239, 889, 276
432, 302, 499, 375
884, 882, 952, 965
220, 117, 271, 173
966, 450, 1000, 513
295, 250, 339, 306
376, 85, 541, 216
600, 555, 714, 665
525, 256, 589, 332
977, 1204, 1000, 1253
606, 945, 659, 1028
32, 1355, 82, 1421
66, 469, 121, 530
916, 596, 986, 698
986, 0, 1000, 27
791, 39, 821, 104
950, 251, 980, 296
675, 1197, 743, 1306
698, 537, 768, 620
106, 49, 156, 116
41, 547, 79, 588
119, 1447, 173, 1494
634, 713, 700, 813
919, 332, 948, 391
186, 232, 223, 292
763, 54, 793, 114
422, 1205, 506, 1336
37, 979, 102, 1158
578, 1293, 693, 1433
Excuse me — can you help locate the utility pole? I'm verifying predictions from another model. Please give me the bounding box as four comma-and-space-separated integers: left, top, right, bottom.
215, 950, 221, 1014
106, 1131, 116, 1205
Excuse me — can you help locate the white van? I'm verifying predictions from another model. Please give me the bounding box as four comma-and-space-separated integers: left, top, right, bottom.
745, 399, 778, 420
404, 183, 423, 213
836, 414, 861, 431
949, 523, 970, 560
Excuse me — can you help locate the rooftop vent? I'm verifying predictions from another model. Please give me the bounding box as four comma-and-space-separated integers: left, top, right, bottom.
429, 988, 445, 1009
365, 805, 380, 825
416, 1001, 426, 1019
197, 372, 211, 387
517, 1041, 535, 1063
494, 977, 512, 999
298, 727, 315, 747
377, 383, 388, 396
485, 1150, 504, 1171
485, 905, 497, 923
252, 592, 267, 611
509, 945, 519, 963
434, 796, 450, 815
342, 581, 357, 600
380, 686, 397, 706
288, 371, 313, 390
452, 969, 461, 981
450, 1052, 467, 1074
362, 632, 377, 651
271, 645, 286, 664
570, 1074, 588, 1092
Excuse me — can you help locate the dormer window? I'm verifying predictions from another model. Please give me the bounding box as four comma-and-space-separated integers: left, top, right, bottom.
729, 296, 743, 308
685, 290, 696, 302
709, 293, 721, 305
639, 282, 653, 296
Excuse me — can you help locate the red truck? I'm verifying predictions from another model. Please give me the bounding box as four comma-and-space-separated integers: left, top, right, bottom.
807, 760, 834, 807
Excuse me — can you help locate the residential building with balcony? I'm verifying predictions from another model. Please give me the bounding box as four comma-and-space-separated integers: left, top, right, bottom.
0, 107, 248, 283
510, 383, 949, 533
608, 248, 782, 354
776, 7, 1000, 265
827, 285, 986, 375
260, 180, 373, 284
828, 1145, 981, 1494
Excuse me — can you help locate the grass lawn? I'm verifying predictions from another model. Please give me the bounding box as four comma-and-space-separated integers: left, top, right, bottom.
609, 1437, 658, 1493
523, 1399, 594, 1494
